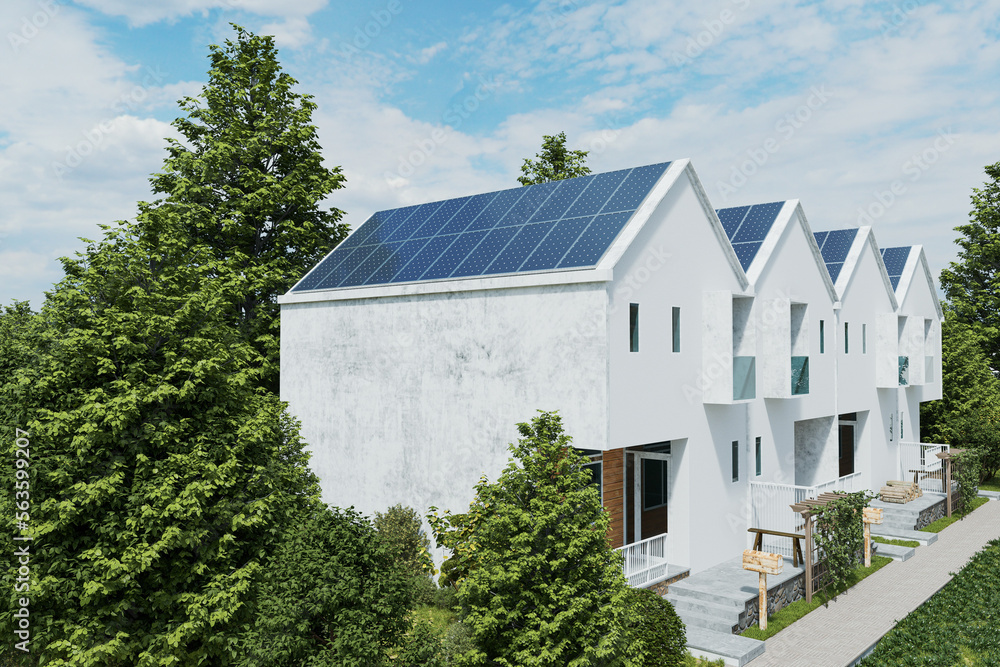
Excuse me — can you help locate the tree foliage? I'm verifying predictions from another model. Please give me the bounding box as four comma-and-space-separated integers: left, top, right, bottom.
432, 411, 628, 667
518, 132, 591, 186
240, 506, 413, 667
620, 588, 686, 667
811, 491, 875, 604
147, 25, 347, 391
940, 161, 1000, 369
0, 213, 321, 665
374, 504, 435, 578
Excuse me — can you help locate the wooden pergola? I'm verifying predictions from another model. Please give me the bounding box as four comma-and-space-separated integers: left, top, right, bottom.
788, 493, 880, 603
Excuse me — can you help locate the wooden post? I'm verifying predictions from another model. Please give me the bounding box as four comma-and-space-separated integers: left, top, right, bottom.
862, 507, 884, 567
804, 513, 813, 604
945, 457, 952, 518
743, 550, 782, 631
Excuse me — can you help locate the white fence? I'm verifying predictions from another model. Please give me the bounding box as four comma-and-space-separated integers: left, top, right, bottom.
615, 533, 668, 588
748, 472, 865, 560
898, 441, 949, 491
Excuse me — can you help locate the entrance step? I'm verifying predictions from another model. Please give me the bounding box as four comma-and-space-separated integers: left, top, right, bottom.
685, 626, 764, 667
668, 581, 750, 609
871, 526, 938, 545
672, 606, 739, 634
873, 542, 916, 561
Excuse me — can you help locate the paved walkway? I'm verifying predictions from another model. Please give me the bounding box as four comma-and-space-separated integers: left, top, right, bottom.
748, 497, 1000, 667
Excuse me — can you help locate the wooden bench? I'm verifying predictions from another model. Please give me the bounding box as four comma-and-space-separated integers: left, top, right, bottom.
747, 528, 804, 567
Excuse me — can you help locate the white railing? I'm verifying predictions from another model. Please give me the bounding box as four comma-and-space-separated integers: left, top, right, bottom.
748, 472, 866, 560
615, 533, 668, 588
898, 441, 949, 491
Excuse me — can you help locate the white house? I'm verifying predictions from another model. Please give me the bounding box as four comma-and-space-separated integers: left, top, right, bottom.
278, 159, 943, 580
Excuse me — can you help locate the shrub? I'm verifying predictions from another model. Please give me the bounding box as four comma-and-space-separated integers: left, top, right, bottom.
622, 588, 687, 667
434, 584, 460, 612
375, 503, 435, 577
239, 506, 412, 667
412, 573, 439, 606
441, 621, 476, 665
395, 622, 445, 667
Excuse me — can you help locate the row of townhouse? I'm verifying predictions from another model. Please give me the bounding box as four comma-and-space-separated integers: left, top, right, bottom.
277, 158, 942, 577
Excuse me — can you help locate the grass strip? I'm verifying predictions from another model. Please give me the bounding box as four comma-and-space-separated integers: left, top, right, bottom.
858, 539, 1000, 666
871, 536, 919, 548
741, 555, 893, 641
920, 496, 989, 533
980, 475, 1000, 493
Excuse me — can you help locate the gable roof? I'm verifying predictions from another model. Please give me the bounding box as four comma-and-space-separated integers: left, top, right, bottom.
291, 162, 673, 293
881, 245, 944, 319
813, 226, 897, 308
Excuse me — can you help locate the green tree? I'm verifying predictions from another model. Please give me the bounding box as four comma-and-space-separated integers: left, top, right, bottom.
147, 25, 348, 392
374, 504, 434, 578
240, 506, 413, 667
433, 411, 628, 667
518, 132, 591, 186
939, 161, 1000, 369
620, 588, 686, 667
0, 214, 320, 666
921, 312, 1000, 482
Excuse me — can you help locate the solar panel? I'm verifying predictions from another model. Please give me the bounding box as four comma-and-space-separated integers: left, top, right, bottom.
715, 201, 786, 271
732, 242, 763, 271
880, 246, 912, 291
717, 206, 749, 239
293, 161, 672, 291
813, 228, 859, 284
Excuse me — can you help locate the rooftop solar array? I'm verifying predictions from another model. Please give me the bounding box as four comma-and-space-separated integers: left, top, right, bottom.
292, 162, 672, 292
813, 228, 859, 284
880, 246, 912, 291
715, 201, 786, 271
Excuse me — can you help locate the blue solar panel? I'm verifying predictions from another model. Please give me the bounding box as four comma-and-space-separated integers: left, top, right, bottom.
717, 206, 749, 239
813, 231, 829, 250
560, 211, 633, 267
294, 161, 672, 291
422, 231, 488, 280
820, 229, 857, 265
880, 246, 912, 292
732, 202, 784, 243
826, 262, 845, 283
732, 242, 763, 271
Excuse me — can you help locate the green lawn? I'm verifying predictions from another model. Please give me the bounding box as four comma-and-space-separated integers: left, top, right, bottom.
920, 496, 990, 533
741, 555, 893, 641
871, 536, 920, 549
858, 539, 1000, 666
981, 475, 1000, 493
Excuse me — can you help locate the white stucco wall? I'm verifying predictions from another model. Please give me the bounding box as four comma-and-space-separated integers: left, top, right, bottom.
280, 281, 610, 562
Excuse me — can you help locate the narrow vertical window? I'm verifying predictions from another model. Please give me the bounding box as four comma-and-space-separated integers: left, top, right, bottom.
672, 307, 681, 353
755, 437, 762, 477
863, 323, 867, 354
820, 319, 825, 354
844, 322, 849, 354
629, 304, 639, 352
732, 441, 739, 482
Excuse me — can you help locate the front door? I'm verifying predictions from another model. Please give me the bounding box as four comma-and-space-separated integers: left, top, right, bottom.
839, 424, 855, 477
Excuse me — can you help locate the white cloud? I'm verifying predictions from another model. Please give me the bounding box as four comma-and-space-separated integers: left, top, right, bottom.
72, 0, 328, 27
412, 40, 447, 64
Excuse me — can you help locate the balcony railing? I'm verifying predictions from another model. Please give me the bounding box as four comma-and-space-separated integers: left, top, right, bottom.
791, 356, 809, 395
734, 355, 756, 401
898, 441, 949, 491
898, 356, 909, 386
615, 533, 668, 588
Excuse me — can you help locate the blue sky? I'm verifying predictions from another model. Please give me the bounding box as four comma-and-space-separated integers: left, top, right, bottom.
1, 0, 999, 307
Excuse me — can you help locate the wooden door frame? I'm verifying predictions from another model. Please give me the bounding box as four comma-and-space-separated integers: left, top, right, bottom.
628, 451, 671, 544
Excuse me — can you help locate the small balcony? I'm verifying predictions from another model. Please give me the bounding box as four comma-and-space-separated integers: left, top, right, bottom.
734, 356, 756, 401
791, 356, 809, 395
615, 533, 669, 588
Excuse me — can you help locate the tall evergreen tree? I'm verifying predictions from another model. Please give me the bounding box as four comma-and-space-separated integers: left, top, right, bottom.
518, 132, 591, 186
147, 25, 348, 391
939, 161, 1000, 369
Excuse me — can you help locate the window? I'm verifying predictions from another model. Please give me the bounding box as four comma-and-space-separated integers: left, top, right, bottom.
820, 320, 825, 353
630, 303, 639, 352
643, 459, 668, 510
755, 437, 762, 477
863, 323, 867, 354
672, 307, 681, 353
844, 322, 849, 354
732, 440, 739, 482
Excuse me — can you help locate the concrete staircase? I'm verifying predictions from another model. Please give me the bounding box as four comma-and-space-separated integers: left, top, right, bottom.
870, 496, 939, 545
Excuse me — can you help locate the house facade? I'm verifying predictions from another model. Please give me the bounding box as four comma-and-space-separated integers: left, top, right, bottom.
278, 159, 942, 577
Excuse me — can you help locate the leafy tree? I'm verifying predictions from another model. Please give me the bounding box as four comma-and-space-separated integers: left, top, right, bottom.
432, 411, 628, 667
146, 25, 348, 392
921, 312, 1000, 482
0, 214, 320, 666
939, 161, 1000, 368
240, 506, 413, 667
518, 132, 591, 186
374, 504, 435, 578
620, 588, 686, 667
